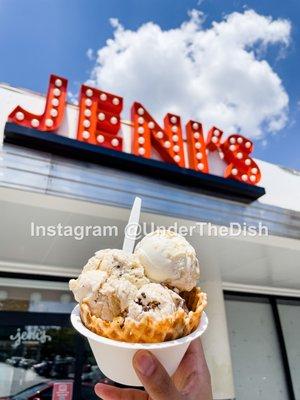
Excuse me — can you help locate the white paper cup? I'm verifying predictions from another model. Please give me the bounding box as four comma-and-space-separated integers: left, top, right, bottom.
71, 305, 208, 386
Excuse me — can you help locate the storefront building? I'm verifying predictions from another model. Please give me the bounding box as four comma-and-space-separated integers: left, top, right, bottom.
0, 77, 299, 400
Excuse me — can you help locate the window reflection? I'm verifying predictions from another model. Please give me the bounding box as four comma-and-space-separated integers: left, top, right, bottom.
0, 325, 76, 398
225, 296, 289, 400
0, 285, 75, 314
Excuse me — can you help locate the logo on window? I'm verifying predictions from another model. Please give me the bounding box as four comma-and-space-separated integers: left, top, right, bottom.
9, 326, 52, 348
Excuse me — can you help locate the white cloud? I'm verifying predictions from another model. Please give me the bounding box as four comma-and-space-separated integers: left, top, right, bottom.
86, 48, 95, 61
68, 91, 79, 105
88, 9, 291, 139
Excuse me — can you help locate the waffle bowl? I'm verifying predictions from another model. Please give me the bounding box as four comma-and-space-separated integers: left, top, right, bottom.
80, 287, 207, 343
71, 288, 208, 386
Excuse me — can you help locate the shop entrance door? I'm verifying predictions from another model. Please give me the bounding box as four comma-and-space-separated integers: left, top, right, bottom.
0, 310, 96, 400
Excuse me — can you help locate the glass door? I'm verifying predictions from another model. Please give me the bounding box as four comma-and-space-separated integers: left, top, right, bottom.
225, 292, 299, 400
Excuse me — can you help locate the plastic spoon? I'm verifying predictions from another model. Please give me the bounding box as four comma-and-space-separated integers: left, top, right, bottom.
122, 196, 142, 254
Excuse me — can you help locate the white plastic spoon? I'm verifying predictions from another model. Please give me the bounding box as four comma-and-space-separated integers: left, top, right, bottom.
122, 196, 142, 254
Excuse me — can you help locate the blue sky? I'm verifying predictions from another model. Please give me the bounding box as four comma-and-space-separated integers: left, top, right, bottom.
0, 0, 299, 170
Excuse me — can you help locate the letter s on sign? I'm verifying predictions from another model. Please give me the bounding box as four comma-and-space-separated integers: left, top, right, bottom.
220, 135, 261, 185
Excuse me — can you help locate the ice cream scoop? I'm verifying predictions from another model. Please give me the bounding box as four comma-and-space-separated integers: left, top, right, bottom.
127, 282, 186, 322
84, 249, 149, 288
69, 270, 107, 303
134, 230, 200, 291
69, 249, 149, 321
85, 277, 138, 321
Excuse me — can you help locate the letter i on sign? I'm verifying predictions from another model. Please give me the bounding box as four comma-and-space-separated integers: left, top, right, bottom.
131, 102, 185, 167
185, 121, 209, 173
8, 75, 68, 131
77, 85, 123, 151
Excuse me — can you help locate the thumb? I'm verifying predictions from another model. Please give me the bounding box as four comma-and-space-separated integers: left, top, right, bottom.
133, 350, 181, 400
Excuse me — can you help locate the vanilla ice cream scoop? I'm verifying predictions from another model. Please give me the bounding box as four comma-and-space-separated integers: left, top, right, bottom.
134, 230, 200, 291
84, 249, 149, 288
127, 283, 186, 322
69, 270, 107, 303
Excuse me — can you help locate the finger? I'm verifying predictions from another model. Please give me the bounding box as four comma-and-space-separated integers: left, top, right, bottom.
173, 340, 198, 391
193, 338, 211, 375
179, 338, 209, 373
95, 383, 148, 400
173, 339, 211, 395
133, 350, 181, 400
183, 339, 212, 399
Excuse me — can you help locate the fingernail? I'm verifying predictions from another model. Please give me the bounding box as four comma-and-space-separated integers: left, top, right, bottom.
134, 351, 156, 377
94, 383, 109, 395
94, 383, 105, 395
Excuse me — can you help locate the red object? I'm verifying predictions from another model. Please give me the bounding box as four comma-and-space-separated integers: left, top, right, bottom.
8, 75, 67, 132
221, 134, 261, 184
206, 126, 224, 151
76, 84, 123, 151
186, 120, 209, 173
6, 73, 262, 185
51, 382, 73, 400
206, 128, 261, 184
131, 102, 186, 167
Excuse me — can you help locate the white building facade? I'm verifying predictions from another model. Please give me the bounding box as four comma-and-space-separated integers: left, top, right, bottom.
0, 83, 299, 400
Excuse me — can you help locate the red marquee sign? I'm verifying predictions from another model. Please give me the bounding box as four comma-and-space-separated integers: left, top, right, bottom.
8, 74, 261, 185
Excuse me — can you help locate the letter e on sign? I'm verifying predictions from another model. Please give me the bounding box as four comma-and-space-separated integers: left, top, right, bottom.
77, 85, 123, 151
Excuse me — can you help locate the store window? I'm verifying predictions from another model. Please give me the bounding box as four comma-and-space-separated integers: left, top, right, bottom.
277, 299, 300, 399
0, 278, 76, 313
0, 323, 76, 397
0, 277, 132, 400
225, 293, 299, 400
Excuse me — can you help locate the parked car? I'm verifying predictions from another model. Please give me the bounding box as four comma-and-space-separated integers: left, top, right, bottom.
81, 365, 104, 382
19, 359, 36, 369
49, 356, 75, 378
0, 380, 98, 400
5, 357, 23, 367
32, 361, 53, 377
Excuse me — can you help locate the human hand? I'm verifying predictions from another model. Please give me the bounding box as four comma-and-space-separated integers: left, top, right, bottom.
95, 338, 213, 400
